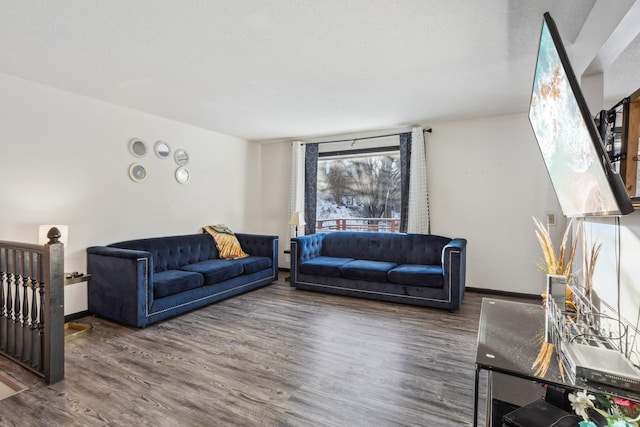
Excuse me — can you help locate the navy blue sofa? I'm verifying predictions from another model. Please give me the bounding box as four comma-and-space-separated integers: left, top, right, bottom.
290, 232, 466, 311
87, 232, 278, 327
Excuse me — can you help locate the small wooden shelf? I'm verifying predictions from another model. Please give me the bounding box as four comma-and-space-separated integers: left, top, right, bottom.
64, 274, 90, 286
64, 322, 93, 340
626, 92, 640, 197
621, 89, 640, 198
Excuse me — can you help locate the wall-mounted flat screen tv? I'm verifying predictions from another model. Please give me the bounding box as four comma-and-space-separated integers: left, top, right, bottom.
529, 12, 633, 217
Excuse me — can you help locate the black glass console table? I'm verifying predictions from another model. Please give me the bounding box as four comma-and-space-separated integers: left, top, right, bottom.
474, 298, 640, 426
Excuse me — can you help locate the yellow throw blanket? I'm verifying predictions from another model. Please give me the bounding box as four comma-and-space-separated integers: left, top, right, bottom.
203, 224, 249, 260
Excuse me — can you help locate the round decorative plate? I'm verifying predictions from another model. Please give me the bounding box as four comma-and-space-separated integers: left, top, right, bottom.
128, 163, 147, 182
175, 167, 190, 184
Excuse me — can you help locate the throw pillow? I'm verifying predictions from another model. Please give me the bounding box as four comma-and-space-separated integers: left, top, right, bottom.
203, 224, 249, 260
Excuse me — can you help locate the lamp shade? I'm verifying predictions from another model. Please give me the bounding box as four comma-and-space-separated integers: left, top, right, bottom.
288, 212, 306, 226
39, 225, 69, 246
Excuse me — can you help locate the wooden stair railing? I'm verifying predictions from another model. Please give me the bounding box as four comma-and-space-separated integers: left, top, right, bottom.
0, 227, 64, 384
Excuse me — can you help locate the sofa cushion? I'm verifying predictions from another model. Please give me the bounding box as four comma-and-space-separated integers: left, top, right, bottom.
181, 259, 244, 285
341, 260, 397, 282
234, 256, 272, 274
300, 256, 354, 277
154, 270, 205, 299
388, 264, 444, 288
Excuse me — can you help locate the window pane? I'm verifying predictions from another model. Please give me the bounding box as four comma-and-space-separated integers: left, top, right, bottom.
317, 152, 401, 233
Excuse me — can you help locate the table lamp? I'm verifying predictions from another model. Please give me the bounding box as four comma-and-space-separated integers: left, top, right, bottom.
288, 212, 305, 237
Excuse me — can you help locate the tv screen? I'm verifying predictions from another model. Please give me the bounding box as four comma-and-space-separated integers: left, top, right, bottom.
528, 12, 633, 217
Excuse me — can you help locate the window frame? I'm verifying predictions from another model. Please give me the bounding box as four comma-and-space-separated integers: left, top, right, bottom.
316, 144, 402, 233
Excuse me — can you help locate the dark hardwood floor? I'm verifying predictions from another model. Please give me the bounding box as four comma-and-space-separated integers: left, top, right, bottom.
0, 275, 533, 426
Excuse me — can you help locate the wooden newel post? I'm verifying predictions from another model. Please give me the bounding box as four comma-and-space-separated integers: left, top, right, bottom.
44, 226, 65, 384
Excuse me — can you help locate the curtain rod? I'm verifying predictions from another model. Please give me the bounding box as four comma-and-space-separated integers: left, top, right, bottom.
300, 127, 432, 145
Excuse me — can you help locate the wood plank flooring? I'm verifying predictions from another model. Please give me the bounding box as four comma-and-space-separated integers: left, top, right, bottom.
0, 274, 534, 426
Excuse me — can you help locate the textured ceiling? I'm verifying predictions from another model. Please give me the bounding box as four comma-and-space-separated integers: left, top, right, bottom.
0, 0, 637, 141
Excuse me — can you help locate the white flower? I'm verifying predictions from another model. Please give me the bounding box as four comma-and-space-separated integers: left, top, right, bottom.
569, 389, 596, 420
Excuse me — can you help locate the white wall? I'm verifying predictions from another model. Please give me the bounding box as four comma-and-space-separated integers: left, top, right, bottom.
578, 59, 640, 332
0, 73, 264, 314
583, 214, 640, 327
261, 114, 564, 294
426, 114, 563, 294
261, 141, 292, 268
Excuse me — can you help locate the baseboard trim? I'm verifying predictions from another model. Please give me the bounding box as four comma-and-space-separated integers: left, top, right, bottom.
466, 287, 541, 301
65, 310, 91, 323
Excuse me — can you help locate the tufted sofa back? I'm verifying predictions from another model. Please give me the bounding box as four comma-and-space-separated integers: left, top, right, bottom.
110, 234, 219, 273
321, 232, 451, 265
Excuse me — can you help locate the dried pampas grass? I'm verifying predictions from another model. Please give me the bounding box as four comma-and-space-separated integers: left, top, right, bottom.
533, 216, 580, 278
583, 241, 602, 300
532, 341, 554, 377
531, 217, 581, 378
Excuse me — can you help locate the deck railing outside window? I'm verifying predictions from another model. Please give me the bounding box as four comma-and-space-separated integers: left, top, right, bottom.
316, 218, 400, 233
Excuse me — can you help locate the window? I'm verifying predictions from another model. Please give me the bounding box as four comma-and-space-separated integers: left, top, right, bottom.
295, 130, 425, 236
316, 148, 401, 233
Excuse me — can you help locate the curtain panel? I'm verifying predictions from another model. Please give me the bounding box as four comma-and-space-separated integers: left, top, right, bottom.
399, 132, 411, 233
289, 141, 306, 241
408, 127, 431, 234
304, 143, 319, 235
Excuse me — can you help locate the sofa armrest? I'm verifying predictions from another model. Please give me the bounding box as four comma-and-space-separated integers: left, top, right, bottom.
442, 238, 467, 311
291, 234, 325, 261
290, 234, 326, 286
87, 246, 151, 260
87, 246, 153, 327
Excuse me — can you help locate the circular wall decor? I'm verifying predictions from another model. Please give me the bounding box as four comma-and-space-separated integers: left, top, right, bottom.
175, 167, 190, 184
174, 148, 190, 166
128, 138, 148, 158
128, 163, 147, 182
155, 140, 171, 159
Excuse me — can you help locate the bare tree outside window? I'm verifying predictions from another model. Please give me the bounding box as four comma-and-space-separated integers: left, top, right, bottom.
317, 152, 401, 232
